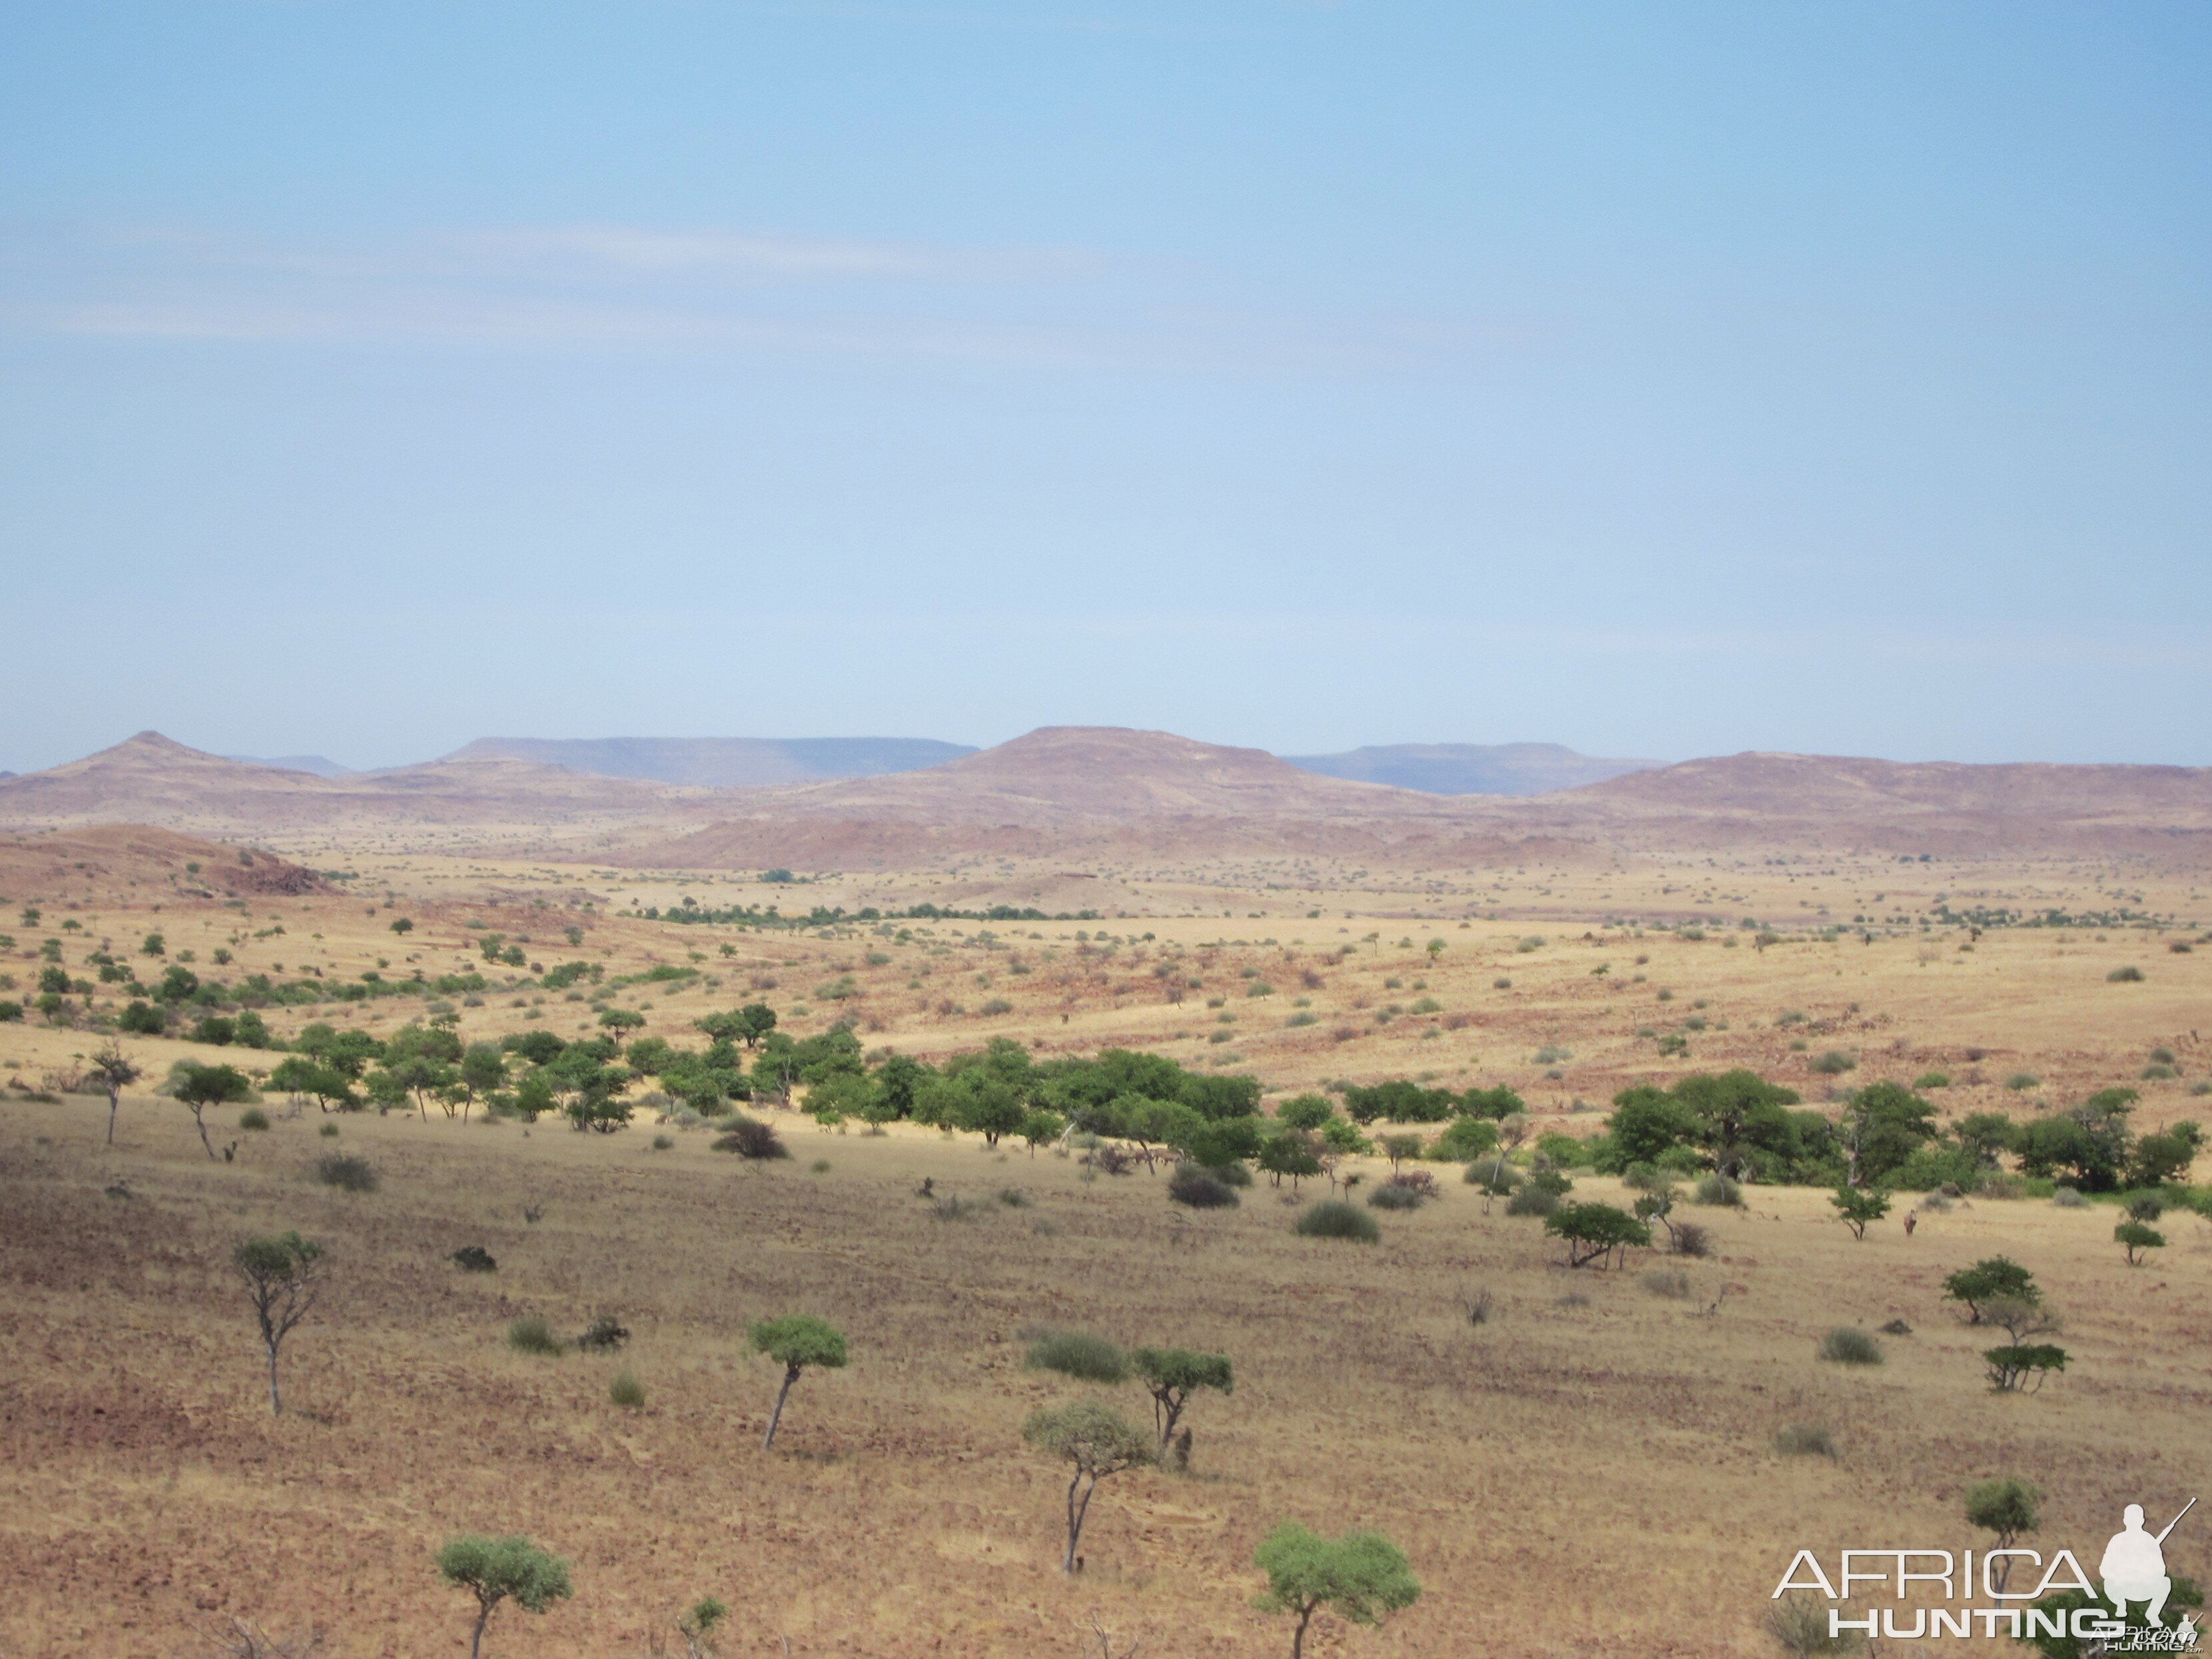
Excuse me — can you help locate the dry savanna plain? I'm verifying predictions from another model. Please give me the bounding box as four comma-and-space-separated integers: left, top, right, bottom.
4, 788, 2212, 1658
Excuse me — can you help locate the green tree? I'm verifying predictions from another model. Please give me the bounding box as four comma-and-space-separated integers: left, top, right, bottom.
749, 1314, 847, 1450
2115, 1219, 2165, 1266
1829, 1186, 1892, 1241
1941, 1257, 2039, 1325
598, 1007, 646, 1036
1964, 1479, 2039, 1592
87, 1041, 141, 1147
697, 1004, 778, 1049
1258, 1130, 1323, 1190
173, 1060, 252, 1160
457, 1044, 507, 1120
389, 917, 414, 935
436, 1534, 572, 1659
1020, 1108, 1066, 1157
1543, 1202, 1651, 1268
1022, 1399, 1154, 1574
1129, 1346, 1232, 1459
1252, 1522, 1420, 1659
1378, 1133, 1424, 1173
1275, 1093, 1336, 1133
1954, 1112, 2017, 1165
1838, 1082, 1938, 1185
234, 1231, 324, 1415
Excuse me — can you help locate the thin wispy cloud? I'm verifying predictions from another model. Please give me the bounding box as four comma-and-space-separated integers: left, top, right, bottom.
0, 220, 1503, 376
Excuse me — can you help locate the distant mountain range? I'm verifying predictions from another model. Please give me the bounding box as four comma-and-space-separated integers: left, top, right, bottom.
5, 728, 2208, 866
444, 736, 978, 788
1282, 742, 1659, 796
225, 754, 357, 778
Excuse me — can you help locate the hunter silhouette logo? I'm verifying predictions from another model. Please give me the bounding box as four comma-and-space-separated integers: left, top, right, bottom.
2104, 1500, 2193, 1628
1774, 1496, 2201, 1647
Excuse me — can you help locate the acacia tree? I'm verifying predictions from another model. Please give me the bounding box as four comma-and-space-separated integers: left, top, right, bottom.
436, 1534, 571, 1659
234, 1231, 324, 1415
1964, 1479, 2040, 1592
1022, 1398, 1154, 1573
750, 1314, 847, 1449
1379, 1134, 1423, 1174
2115, 1219, 2166, 1266
1252, 1522, 1421, 1659
1942, 1257, 2039, 1325
1543, 1202, 1651, 1269
1981, 1295, 2067, 1393
175, 1061, 254, 1160
1830, 1186, 1892, 1241
1130, 1347, 1232, 1462
87, 1042, 141, 1147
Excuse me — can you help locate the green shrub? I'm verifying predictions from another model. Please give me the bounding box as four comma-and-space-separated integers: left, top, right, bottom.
1504, 1185, 1559, 1217
507, 1316, 562, 1355
1810, 1050, 1857, 1076
1368, 1181, 1423, 1211
2108, 965, 2145, 983
650, 1133, 673, 1150
1817, 1327, 1882, 1366
238, 1108, 270, 1132
1913, 1072, 1952, 1090
1693, 1173, 1741, 1207
1024, 1329, 1129, 1383
314, 1152, 378, 1192
2005, 1072, 2040, 1092
1463, 1160, 1518, 1193
1293, 1201, 1380, 1241
1168, 1164, 1239, 1208
2051, 1186, 2088, 1209
1773, 1423, 1836, 1458
1641, 1269, 1692, 1299
609, 1369, 646, 1409
712, 1116, 789, 1160
317, 1122, 339, 1138
450, 1245, 497, 1273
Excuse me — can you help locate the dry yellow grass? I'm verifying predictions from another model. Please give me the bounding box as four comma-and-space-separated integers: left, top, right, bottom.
6, 1088, 2212, 1657
3, 840, 2209, 1656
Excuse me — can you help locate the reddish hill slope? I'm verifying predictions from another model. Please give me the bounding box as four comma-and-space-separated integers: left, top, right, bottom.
0, 732, 723, 837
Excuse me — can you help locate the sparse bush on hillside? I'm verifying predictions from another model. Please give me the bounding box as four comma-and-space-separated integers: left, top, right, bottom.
1773, 1424, 1835, 1459
2108, 965, 2145, 982
1670, 1221, 1712, 1257
314, 1152, 378, 1192
712, 1116, 789, 1160
1293, 1201, 1379, 1242
608, 1370, 646, 1409
1767, 1590, 1865, 1655
1641, 1269, 1691, 1299
507, 1317, 561, 1356
449, 1245, 496, 1273
1817, 1327, 1882, 1366
238, 1108, 270, 1132
577, 1314, 629, 1351
1692, 1173, 1740, 1207
1025, 1330, 1130, 1383
1167, 1164, 1239, 1209
1809, 1050, 1856, 1076
1504, 1184, 1559, 1217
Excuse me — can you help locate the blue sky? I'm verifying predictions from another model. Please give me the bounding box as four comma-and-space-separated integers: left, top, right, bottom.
2, 2, 2206, 772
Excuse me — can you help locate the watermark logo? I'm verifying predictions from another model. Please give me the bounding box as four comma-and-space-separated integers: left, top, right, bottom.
1774, 1498, 2198, 1649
